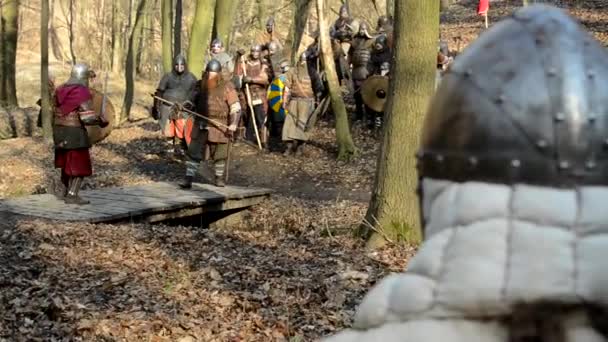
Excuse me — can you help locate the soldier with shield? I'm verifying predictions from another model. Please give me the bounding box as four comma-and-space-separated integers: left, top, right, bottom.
154, 54, 198, 155
267, 59, 290, 147
179, 60, 241, 189
53, 63, 108, 205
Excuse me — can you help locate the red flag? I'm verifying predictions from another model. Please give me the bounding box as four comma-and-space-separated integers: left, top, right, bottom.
477, 0, 489, 15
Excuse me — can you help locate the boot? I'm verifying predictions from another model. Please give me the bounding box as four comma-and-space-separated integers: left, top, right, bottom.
214, 175, 226, 187
179, 175, 194, 189
214, 161, 226, 187
294, 141, 305, 157
283, 142, 294, 156
64, 177, 90, 205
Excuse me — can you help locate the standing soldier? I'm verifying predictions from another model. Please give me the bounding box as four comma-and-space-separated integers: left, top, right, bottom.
179, 60, 241, 189
349, 22, 375, 122
330, 4, 359, 85
369, 35, 392, 76
236, 45, 271, 150
205, 38, 234, 81
376, 15, 394, 49
303, 33, 326, 99
154, 54, 198, 155
265, 41, 283, 81
53, 63, 108, 204
282, 53, 315, 156
256, 17, 283, 52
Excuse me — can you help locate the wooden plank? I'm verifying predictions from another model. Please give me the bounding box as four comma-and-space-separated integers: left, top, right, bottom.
0, 182, 271, 223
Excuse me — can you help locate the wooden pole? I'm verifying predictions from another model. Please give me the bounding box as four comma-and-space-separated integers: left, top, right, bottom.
240, 59, 263, 149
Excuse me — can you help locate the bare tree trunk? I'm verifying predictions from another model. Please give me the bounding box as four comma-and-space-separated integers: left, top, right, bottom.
135, 6, 149, 75
187, 0, 216, 78
99, 0, 106, 70
68, 0, 76, 64
387, 0, 395, 17
256, 0, 267, 30
363, 0, 439, 248
1, 0, 19, 107
161, 0, 173, 72
49, 0, 66, 62
212, 0, 238, 47
41, 0, 52, 141
174, 0, 182, 55
111, 1, 120, 72
120, 0, 148, 123
316, 0, 356, 161
287, 0, 311, 64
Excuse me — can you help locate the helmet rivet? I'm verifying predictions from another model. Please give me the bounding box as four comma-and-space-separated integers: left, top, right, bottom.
588, 71, 595, 78
559, 160, 570, 170
547, 68, 557, 77
435, 154, 444, 163
536, 139, 548, 149
468, 156, 478, 167
589, 114, 597, 122
511, 159, 521, 168
586, 160, 596, 170
464, 69, 473, 78
555, 112, 565, 121
496, 94, 506, 104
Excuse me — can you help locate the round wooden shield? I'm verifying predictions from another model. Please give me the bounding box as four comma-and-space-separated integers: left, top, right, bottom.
268, 75, 287, 120
86, 88, 115, 144
361, 75, 389, 113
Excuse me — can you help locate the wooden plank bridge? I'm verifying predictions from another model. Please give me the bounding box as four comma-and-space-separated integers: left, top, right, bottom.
0, 182, 271, 224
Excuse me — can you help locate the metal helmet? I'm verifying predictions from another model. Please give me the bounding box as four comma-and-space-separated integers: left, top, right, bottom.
357, 22, 373, 38
67, 63, 91, 87
173, 54, 187, 74
250, 44, 262, 59
267, 41, 279, 55
418, 5, 608, 194
374, 34, 388, 50
377, 15, 391, 31
339, 3, 349, 18
266, 17, 275, 31
210, 38, 223, 49
205, 59, 222, 73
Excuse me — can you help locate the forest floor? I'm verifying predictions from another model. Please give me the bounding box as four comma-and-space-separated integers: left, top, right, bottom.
2, 1, 608, 341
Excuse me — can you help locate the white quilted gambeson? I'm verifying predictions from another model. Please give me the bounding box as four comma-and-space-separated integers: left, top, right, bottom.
324, 180, 608, 341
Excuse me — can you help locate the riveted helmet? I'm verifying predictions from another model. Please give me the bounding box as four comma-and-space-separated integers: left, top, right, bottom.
210, 38, 223, 49
173, 54, 187, 74
266, 17, 275, 32
67, 63, 92, 87
339, 3, 349, 18
268, 41, 279, 55
205, 59, 222, 73
418, 5, 608, 194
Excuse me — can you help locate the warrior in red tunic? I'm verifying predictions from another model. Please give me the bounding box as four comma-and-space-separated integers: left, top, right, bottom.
53, 63, 108, 205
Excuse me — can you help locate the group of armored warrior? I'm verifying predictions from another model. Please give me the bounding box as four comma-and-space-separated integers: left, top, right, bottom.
150, 4, 402, 189
49, 5, 450, 203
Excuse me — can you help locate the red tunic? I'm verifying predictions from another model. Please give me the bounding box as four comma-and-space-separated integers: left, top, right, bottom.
53, 84, 94, 176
